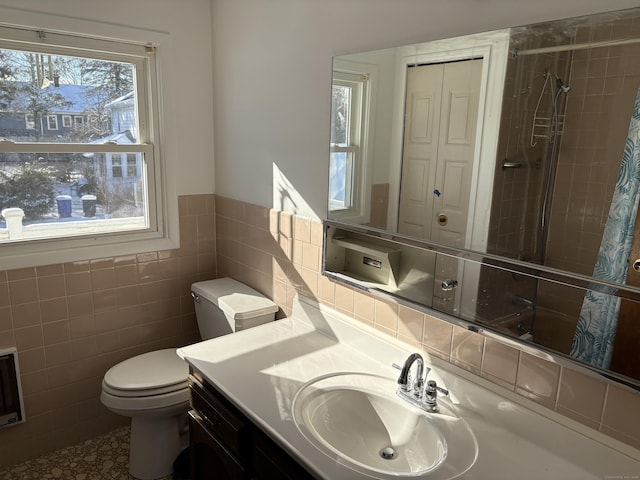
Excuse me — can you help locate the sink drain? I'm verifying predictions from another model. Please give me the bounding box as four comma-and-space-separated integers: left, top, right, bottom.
379, 447, 397, 460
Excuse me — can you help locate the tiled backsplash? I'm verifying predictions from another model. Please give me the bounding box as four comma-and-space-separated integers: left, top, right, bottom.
215, 195, 640, 452
0, 194, 215, 468
1, 193, 639, 469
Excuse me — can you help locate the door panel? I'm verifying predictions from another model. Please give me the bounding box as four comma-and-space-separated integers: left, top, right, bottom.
447, 91, 476, 144
398, 64, 443, 238
432, 59, 482, 247
401, 156, 433, 238
411, 94, 436, 143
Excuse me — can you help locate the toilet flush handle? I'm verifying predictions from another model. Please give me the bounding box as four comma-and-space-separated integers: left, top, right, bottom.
191, 291, 201, 303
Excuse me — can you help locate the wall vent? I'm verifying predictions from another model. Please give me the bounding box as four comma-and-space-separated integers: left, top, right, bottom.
0, 347, 25, 428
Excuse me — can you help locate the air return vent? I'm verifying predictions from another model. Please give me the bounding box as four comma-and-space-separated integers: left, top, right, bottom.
0, 347, 25, 428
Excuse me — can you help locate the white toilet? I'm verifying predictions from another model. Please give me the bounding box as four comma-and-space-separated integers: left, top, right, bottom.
100, 278, 278, 480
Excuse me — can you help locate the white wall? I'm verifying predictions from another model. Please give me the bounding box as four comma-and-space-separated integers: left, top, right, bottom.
211, 0, 640, 220
0, 0, 215, 197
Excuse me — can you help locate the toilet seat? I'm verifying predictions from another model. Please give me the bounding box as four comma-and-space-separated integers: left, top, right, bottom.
101, 385, 190, 413
103, 349, 189, 398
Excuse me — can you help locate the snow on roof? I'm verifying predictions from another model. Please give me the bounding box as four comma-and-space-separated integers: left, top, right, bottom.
82, 130, 136, 158
40, 84, 95, 112
0, 82, 128, 114
105, 91, 135, 109
90, 130, 136, 145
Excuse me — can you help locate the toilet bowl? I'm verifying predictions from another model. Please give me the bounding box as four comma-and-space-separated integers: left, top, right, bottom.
101, 349, 190, 480
100, 278, 278, 480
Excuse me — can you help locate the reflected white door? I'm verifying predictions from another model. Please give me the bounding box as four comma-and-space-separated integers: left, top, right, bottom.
398, 59, 483, 248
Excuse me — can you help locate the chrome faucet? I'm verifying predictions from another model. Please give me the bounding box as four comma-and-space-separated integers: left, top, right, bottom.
395, 353, 449, 413
397, 352, 425, 397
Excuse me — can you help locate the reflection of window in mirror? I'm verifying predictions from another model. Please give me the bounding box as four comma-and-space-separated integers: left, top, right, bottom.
329, 71, 370, 221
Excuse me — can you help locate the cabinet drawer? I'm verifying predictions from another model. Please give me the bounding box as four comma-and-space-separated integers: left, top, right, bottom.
189, 376, 250, 459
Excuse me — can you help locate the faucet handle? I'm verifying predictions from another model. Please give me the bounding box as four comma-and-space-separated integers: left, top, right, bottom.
425, 380, 449, 397
422, 380, 449, 413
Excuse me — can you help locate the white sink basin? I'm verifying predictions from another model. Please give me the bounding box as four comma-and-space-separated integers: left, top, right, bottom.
292, 372, 478, 479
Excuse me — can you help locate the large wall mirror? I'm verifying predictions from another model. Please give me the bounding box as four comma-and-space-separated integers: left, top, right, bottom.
325, 7, 640, 387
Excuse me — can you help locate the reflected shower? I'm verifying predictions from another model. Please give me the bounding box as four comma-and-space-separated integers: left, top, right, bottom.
550, 70, 571, 142
531, 69, 571, 147
555, 73, 571, 93
539, 67, 571, 238
543, 69, 572, 152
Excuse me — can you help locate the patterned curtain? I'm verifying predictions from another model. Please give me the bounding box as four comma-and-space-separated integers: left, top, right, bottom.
570, 88, 640, 368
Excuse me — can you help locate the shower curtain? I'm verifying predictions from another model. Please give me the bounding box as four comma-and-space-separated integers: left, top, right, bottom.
570, 88, 640, 369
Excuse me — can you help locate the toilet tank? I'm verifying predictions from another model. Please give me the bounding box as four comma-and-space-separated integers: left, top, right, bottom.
190, 278, 279, 339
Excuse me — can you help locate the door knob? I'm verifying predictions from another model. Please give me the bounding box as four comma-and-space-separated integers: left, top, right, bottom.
437, 213, 448, 226
633, 259, 640, 272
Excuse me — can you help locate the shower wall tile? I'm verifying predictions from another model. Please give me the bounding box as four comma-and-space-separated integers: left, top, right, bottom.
451, 327, 484, 375
557, 368, 606, 430
37, 275, 66, 300
0, 308, 13, 332
397, 305, 425, 343
7, 267, 36, 281
334, 284, 355, 316
0, 281, 10, 307
481, 338, 520, 388
11, 302, 41, 329
374, 297, 398, 332
9, 278, 39, 305
548, 38, 640, 281
424, 315, 454, 360
601, 384, 640, 449
516, 352, 561, 410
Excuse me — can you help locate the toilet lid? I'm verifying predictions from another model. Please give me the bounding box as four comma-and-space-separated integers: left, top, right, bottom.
103, 349, 189, 393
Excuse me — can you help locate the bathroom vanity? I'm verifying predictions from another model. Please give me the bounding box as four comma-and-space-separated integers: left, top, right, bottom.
177, 296, 640, 479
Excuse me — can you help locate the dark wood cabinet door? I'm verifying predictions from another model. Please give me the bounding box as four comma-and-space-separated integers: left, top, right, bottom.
189, 411, 250, 480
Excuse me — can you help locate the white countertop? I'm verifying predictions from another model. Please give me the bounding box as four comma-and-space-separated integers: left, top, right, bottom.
177, 296, 640, 479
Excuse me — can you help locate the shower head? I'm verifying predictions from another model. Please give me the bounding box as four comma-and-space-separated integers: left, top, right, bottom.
555, 74, 571, 93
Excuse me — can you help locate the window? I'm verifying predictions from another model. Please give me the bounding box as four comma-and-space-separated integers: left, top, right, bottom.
0, 25, 163, 265
111, 154, 123, 178
47, 115, 58, 130
329, 71, 370, 220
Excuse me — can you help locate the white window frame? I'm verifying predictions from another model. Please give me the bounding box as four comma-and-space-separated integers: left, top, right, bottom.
329, 75, 361, 212
328, 61, 376, 224
46, 114, 58, 130
62, 115, 72, 128
0, 21, 174, 270
24, 114, 34, 129
74, 115, 84, 129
